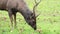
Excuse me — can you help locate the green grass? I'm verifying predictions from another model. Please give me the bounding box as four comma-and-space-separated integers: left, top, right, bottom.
0, 0, 60, 34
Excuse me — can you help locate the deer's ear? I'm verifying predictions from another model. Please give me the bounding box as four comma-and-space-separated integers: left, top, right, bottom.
31, 13, 33, 16
30, 16, 32, 19
31, 13, 33, 15
30, 13, 34, 19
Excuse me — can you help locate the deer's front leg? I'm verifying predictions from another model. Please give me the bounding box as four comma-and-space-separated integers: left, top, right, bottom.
13, 13, 17, 29
8, 10, 13, 32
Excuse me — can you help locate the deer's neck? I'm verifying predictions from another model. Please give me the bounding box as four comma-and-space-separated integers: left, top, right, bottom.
20, 8, 32, 18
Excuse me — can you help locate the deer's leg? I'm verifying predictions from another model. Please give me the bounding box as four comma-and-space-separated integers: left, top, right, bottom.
8, 10, 13, 32
13, 13, 17, 29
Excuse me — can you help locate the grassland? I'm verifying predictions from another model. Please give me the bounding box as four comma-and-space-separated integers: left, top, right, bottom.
0, 0, 60, 34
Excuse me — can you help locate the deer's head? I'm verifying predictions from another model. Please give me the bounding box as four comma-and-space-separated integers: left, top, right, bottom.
24, 0, 41, 30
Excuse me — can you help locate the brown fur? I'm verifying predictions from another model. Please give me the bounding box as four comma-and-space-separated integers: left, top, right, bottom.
0, 0, 36, 30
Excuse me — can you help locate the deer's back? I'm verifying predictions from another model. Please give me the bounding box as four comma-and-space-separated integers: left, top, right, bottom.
0, 0, 29, 12
0, 0, 8, 10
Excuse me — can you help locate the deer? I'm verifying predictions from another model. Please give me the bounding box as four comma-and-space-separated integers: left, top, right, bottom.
0, 0, 41, 32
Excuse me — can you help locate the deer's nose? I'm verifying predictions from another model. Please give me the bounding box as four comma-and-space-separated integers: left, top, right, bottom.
34, 26, 37, 30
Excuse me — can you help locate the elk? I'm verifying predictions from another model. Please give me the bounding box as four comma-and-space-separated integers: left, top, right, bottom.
0, 0, 40, 31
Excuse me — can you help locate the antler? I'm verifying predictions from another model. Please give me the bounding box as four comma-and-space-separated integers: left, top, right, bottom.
33, 0, 41, 18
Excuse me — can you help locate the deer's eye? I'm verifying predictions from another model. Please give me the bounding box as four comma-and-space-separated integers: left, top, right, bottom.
27, 17, 31, 20
27, 17, 29, 20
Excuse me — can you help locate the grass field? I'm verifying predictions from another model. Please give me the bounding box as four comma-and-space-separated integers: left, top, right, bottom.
0, 0, 60, 34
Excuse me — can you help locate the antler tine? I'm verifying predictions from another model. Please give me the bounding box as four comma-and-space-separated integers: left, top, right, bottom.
36, 14, 40, 17
33, 0, 41, 18
34, 0, 41, 4
34, 0, 37, 4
